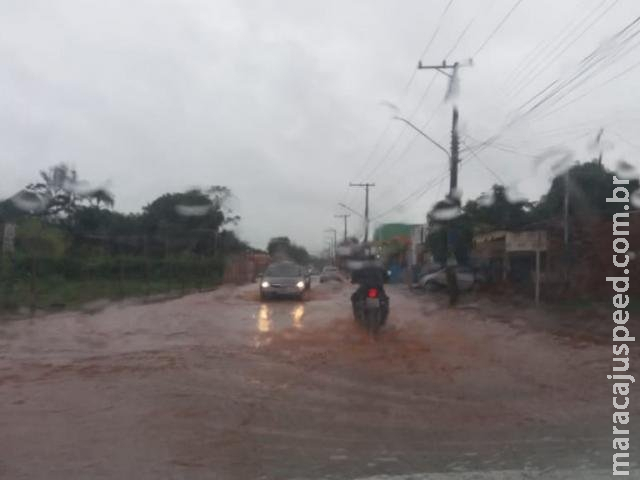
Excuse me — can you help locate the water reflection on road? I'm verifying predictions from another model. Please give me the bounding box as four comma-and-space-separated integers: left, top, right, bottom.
254, 301, 305, 346
291, 305, 304, 329
257, 304, 272, 333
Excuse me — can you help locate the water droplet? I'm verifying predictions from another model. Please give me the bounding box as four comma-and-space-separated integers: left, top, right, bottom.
477, 192, 494, 207
534, 146, 574, 175
430, 205, 462, 221
616, 160, 638, 180
175, 204, 212, 216
550, 155, 573, 176
631, 188, 640, 208
505, 186, 527, 203
64, 179, 94, 195
450, 187, 463, 201
10, 191, 49, 213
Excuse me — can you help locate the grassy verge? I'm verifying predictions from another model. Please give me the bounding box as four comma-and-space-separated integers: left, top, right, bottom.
0, 274, 221, 315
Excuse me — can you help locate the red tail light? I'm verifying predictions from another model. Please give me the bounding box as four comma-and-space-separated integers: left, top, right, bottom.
367, 288, 379, 298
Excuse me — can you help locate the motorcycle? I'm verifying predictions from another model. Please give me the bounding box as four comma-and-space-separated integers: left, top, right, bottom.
352, 286, 388, 336
351, 269, 390, 336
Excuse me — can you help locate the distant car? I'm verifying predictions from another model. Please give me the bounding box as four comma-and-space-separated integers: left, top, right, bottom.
319, 265, 342, 283
260, 261, 307, 300
418, 266, 475, 292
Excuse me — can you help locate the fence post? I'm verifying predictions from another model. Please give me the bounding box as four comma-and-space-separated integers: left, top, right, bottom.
144, 235, 150, 297
29, 256, 37, 316
117, 240, 124, 299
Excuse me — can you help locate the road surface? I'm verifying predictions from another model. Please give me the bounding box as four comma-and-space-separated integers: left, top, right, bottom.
0, 280, 636, 479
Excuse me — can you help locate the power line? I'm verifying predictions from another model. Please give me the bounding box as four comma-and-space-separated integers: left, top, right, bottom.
611, 130, 640, 151
348, 120, 393, 185
403, 0, 457, 94
462, 133, 537, 159
530, 45, 640, 121
505, 0, 609, 95
511, 15, 640, 123
493, 13, 640, 139
472, 0, 527, 58
445, 11, 478, 58
372, 170, 450, 220
350, 0, 455, 189
507, 0, 620, 102
524, 21, 640, 120
460, 139, 505, 183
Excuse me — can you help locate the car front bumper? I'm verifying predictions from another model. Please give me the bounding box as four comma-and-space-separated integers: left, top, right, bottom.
261, 285, 304, 296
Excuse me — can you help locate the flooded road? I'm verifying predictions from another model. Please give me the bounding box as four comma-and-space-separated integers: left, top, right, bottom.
0, 281, 633, 479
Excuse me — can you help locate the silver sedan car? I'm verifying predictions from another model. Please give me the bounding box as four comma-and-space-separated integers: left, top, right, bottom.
319, 265, 342, 283
260, 262, 307, 300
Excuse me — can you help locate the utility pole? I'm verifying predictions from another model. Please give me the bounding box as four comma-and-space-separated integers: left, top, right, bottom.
325, 228, 337, 264
334, 214, 350, 242
563, 170, 570, 284
417, 60, 470, 197
449, 107, 459, 194
595, 128, 604, 165
417, 59, 471, 305
349, 182, 375, 242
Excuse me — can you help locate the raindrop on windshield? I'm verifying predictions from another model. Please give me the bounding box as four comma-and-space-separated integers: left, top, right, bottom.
477, 191, 494, 207
430, 205, 462, 221
10, 191, 49, 213
631, 188, 640, 208
175, 204, 212, 216
615, 160, 638, 180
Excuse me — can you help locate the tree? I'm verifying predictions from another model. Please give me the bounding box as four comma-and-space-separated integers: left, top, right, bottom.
533, 162, 639, 221
89, 188, 115, 209
464, 184, 534, 232
206, 186, 240, 226
18, 163, 114, 223
267, 236, 310, 264
141, 188, 243, 255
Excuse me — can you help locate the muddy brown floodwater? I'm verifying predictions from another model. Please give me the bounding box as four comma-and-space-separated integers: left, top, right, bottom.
0, 280, 636, 479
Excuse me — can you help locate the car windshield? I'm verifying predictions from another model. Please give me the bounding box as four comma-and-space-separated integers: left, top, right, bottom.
2, 3, 638, 478
265, 263, 301, 277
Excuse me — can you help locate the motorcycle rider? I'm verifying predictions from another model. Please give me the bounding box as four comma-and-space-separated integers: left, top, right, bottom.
350, 253, 390, 323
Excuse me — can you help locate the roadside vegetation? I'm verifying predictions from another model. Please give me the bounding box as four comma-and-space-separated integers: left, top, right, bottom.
0, 163, 250, 314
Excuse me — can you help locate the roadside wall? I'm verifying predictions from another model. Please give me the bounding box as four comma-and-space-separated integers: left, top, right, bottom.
545, 213, 640, 299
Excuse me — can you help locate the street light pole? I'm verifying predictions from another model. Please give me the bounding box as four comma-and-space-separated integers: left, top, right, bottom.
334, 214, 350, 242
393, 113, 460, 305
338, 202, 363, 218
392, 116, 451, 161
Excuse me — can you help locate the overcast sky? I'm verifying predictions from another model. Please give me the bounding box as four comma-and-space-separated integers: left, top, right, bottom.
1, 0, 639, 252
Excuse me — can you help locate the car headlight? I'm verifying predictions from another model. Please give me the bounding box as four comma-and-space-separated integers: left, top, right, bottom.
261, 281, 270, 288
296, 281, 305, 289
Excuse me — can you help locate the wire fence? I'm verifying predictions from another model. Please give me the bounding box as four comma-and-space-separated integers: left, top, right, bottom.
0, 243, 227, 314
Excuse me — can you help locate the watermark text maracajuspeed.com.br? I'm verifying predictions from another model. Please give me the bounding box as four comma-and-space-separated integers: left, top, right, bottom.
607, 175, 634, 476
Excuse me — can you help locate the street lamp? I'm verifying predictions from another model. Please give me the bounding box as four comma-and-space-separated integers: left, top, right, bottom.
392, 116, 450, 160
392, 115, 460, 305
338, 202, 363, 218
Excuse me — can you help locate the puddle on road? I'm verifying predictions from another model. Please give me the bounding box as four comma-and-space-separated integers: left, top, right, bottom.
236, 287, 332, 303
251, 312, 441, 378
253, 303, 307, 347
